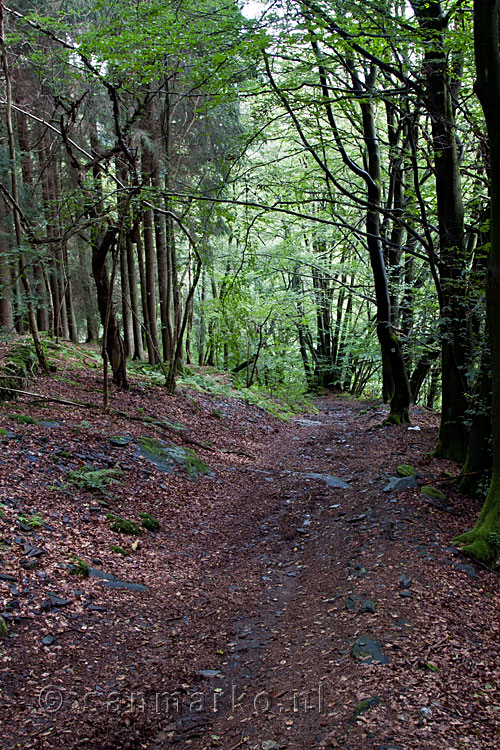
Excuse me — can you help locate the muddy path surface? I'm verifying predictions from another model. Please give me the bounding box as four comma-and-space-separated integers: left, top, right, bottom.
1, 384, 499, 750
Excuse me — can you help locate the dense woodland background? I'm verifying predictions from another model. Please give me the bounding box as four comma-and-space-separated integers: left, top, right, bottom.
1, 0, 500, 563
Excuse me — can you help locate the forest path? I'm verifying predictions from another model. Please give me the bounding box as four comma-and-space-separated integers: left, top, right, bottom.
164, 396, 497, 750
0, 382, 498, 750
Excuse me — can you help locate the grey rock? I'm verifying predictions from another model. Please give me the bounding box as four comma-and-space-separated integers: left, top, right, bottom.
360, 599, 376, 614
304, 472, 350, 489
419, 706, 433, 720
42, 635, 54, 646
135, 437, 212, 480
399, 574, 412, 589
454, 563, 477, 579
383, 476, 418, 492
352, 635, 389, 665
110, 436, 133, 447
100, 580, 148, 592
48, 594, 71, 608
197, 669, 221, 678
88, 566, 148, 592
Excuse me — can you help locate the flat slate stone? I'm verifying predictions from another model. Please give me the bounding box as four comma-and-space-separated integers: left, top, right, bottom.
453, 563, 477, 580
110, 436, 134, 447
352, 635, 389, 665
303, 472, 350, 489
88, 567, 148, 592
101, 580, 148, 592
197, 669, 221, 678
383, 476, 418, 492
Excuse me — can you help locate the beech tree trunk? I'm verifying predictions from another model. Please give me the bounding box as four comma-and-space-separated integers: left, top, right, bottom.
455, 0, 500, 565
412, 0, 469, 461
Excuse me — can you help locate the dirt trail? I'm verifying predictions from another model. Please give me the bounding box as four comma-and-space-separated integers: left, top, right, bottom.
1, 385, 499, 750
155, 396, 499, 750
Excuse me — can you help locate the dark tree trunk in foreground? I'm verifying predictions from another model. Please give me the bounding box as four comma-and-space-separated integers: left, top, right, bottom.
412, 0, 469, 461
455, 0, 500, 564
357, 66, 411, 423
91, 228, 128, 390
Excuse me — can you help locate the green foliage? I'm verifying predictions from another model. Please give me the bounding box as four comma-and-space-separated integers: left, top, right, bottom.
397, 464, 418, 478
106, 514, 141, 536
70, 556, 89, 577
17, 513, 45, 529
66, 466, 123, 494
8, 413, 36, 425
111, 545, 129, 557
139, 513, 160, 531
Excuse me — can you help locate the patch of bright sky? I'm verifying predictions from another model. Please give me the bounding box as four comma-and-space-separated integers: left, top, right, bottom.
241, 1, 269, 19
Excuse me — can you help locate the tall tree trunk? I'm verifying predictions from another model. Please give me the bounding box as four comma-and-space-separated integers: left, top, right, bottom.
0, 1, 48, 373
0, 199, 14, 331
411, 0, 469, 461
357, 65, 411, 423
16, 107, 49, 331
152, 169, 170, 362
455, 0, 500, 564
142, 152, 160, 364
91, 227, 128, 390
115, 158, 133, 357
126, 233, 144, 360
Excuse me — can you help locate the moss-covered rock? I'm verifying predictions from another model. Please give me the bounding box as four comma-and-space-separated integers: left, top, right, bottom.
397, 464, 418, 478
136, 436, 211, 480
0, 342, 38, 402
106, 514, 141, 536
421, 485, 446, 501
139, 513, 160, 531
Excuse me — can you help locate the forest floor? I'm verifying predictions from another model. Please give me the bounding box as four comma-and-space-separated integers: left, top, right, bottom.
0, 342, 499, 750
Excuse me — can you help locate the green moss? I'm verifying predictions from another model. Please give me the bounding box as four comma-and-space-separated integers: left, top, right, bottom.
383, 413, 402, 425
421, 485, 446, 500
397, 464, 417, 477
70, 556, 89, 577
136, 436, 164, 456
106, 514, 141, 536
139, 513, 160, 531
454, 473, 500, 566
8, 413, 36, 425
0, 616, 8, 637
111, 545, 129, 557
0, 428, 7, 437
